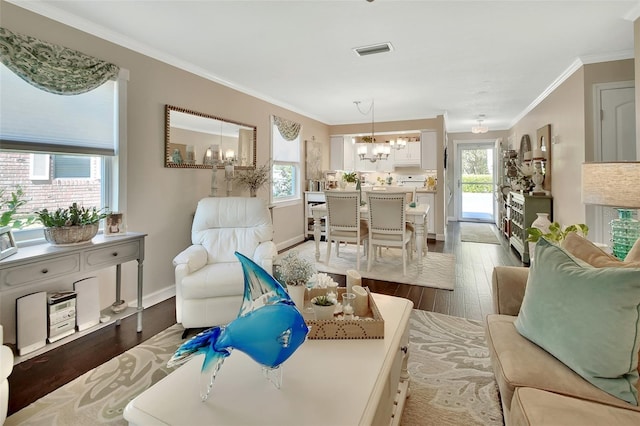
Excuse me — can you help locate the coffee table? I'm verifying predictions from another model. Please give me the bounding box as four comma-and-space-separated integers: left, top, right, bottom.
124, 293, 413, 425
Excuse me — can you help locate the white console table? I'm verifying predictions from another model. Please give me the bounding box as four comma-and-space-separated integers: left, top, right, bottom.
0, 232, 146, 361
125, 293, 413, 426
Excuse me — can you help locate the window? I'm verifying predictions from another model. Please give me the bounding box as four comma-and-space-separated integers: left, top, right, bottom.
271, 117, 301, 204
0, 61, 125, 242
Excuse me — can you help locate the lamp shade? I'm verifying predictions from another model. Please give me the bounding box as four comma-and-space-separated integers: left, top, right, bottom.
582, 162, 640, 208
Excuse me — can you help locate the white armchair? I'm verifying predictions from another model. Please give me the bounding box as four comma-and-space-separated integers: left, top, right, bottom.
173, 197, 277, 330
1, 325, 13, 424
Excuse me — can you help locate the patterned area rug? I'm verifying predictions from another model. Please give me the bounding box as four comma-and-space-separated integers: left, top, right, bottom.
401, 310, 503, 425
286, 240, 456, 290
7, 311, 502, 425
460, 223, 501, 245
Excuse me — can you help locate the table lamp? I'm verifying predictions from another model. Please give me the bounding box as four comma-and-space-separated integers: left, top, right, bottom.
582, 162, 640, 259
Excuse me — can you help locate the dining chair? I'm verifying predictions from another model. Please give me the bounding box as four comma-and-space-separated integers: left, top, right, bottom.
367, 191, 413, 275
324, 190, 368, 270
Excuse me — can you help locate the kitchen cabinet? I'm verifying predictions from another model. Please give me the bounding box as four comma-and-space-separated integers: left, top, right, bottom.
330, 136, 355, 171
420, 130, 437, 170
392, 141, 421, 166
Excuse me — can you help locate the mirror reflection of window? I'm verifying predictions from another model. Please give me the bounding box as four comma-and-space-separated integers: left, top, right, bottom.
165, 105, 255, 169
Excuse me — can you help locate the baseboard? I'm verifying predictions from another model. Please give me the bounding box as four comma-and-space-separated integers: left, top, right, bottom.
127, 285, 176, 309
276, 235, 305, 252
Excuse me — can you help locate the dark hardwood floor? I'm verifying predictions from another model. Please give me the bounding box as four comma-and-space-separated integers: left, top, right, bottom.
7, 221, 524, 417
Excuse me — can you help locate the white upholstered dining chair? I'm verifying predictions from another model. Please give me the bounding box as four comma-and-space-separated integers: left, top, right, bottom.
324, 190, 368, 270
366, 191, 413, 275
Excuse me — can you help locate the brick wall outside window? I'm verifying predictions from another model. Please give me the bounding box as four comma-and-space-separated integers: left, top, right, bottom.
0, 152, 101, 215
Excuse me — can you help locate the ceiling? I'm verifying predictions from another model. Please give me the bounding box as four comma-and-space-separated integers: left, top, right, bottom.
9, 0, 639, 132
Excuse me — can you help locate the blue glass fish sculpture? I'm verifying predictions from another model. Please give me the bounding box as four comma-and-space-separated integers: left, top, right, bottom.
168, 251, 309, 401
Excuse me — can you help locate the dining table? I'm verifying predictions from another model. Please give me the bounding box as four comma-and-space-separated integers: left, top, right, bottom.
310, 200, 430, 267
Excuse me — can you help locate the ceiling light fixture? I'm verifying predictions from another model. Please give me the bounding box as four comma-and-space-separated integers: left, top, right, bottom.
354, 99, 390, 162
353, 42, 393, 57
471, 115, 489, 134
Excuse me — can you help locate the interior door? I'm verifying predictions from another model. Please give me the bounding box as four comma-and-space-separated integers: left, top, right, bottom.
456, 142, 495, 222
592, 83, 636, 244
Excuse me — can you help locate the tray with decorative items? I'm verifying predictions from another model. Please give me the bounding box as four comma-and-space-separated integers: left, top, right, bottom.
302, 285, 384, 340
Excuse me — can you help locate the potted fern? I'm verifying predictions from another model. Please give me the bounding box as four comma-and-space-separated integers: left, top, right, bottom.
36, 203, 109, 245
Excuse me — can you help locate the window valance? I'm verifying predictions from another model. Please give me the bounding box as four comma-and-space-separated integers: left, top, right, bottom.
0, 27, 119, 95
273, 116, 301, 141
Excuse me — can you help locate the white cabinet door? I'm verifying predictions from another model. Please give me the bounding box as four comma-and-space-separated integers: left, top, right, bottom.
330, 136, 344, 170
420, 130, 438, 170
330, 136, 356, 171
393, 141, 421, 166
343, 137, 355, 171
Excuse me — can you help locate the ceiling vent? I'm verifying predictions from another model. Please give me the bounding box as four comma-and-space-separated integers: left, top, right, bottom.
353, 42, 394, 57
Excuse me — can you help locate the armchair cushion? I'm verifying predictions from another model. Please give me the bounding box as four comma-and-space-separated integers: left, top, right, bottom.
514, 238, 640, 405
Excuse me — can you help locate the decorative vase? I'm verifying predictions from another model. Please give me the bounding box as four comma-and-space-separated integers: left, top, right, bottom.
529, 213, 552, 263
249, 188, 257, 197
286, 284, 305, 312
43, 223, 99, 245
532, 213, 551, 234
311, 301, 336, 320
611, 209, 640, 260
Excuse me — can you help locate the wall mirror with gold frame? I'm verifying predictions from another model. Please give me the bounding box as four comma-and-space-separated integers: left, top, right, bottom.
165, 105, 256, 169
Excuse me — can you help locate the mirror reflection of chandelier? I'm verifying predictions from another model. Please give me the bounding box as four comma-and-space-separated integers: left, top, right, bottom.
354, 99, 390, 162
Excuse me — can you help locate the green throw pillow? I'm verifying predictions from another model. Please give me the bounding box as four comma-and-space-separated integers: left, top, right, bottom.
514, 238, 640, 405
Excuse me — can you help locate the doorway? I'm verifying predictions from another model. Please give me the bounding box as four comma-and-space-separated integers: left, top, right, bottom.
456, 142, 495, 222
591, 81, 636, 244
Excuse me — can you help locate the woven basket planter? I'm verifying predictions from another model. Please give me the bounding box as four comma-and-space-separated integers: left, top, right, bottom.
43, 223, 99, 245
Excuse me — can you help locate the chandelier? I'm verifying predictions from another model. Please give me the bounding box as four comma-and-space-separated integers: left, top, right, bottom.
471, 115, 489, 134
389, 137, 407, 150
354, 99, 390, 162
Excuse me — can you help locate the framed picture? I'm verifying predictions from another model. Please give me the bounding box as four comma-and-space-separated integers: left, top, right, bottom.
305, 137, 323, 181
0, 226, 18, 260
105, 213, 126, 236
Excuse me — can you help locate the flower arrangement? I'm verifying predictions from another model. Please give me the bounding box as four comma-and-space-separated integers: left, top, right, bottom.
275, 250, 315, 287
233, 164, 270, 196
342, 171, 358, 184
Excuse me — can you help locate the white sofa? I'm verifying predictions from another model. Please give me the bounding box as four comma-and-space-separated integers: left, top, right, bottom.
1, 325, 13, 424
173, 197, 277, 330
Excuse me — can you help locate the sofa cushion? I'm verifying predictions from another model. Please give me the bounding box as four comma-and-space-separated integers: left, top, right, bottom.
514, 238, 640, 405
562, 232, 640, 268
485, 315, 639, 413
510, 387, 640, 426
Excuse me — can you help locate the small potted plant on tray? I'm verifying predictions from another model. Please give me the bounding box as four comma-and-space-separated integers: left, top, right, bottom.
36, 203, 109, 245
310, 295, 337, 320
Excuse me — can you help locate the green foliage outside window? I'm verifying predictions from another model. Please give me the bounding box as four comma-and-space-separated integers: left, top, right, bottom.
461, 175, 493, 193
272, 164, 295, 199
